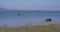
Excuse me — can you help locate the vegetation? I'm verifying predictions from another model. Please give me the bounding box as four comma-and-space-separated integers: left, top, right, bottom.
0, 24, 60, 32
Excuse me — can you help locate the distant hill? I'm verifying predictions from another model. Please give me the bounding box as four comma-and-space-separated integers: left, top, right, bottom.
0, 8, 20, 11
0, 8, 21, 13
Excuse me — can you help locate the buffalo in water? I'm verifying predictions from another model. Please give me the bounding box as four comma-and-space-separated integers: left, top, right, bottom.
45, 18, 52, 22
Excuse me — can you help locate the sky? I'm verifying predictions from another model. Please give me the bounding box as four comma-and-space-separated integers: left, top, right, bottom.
0, 0, 60, 11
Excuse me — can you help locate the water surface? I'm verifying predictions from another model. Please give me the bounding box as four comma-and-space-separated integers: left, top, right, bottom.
0, 11, 60, 26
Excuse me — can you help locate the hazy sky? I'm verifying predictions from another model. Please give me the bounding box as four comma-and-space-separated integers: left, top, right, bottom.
0, 0, 60, 10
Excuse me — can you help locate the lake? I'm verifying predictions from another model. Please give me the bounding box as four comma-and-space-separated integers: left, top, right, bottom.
0, 11, 60, 26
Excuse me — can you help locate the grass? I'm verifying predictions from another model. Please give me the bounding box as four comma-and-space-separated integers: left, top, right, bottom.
0, 24, 60, 32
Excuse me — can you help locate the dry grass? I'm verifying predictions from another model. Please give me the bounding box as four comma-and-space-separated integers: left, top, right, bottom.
0, 24, 60, 32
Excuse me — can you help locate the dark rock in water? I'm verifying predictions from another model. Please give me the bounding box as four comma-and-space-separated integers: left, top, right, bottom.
18, 13, 20, 16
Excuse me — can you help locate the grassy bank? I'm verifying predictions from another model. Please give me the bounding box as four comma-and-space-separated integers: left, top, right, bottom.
0, 24, 60, 32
